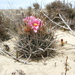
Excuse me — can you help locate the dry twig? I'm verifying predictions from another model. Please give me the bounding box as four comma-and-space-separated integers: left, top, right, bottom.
0, 48, 30, 64
65, 56, 69, 75
59, 14, 75, 36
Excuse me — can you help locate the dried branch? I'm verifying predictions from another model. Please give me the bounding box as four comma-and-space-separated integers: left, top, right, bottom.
0, 48, 30, 64
42, 12, 68, 29
65, 56, 69, 75
59, 13, 75, 36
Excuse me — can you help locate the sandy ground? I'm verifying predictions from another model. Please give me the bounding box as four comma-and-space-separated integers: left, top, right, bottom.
0, 30, 75, 75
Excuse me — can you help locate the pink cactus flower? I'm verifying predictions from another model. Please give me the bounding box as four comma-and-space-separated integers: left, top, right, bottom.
23, 16, 43, 33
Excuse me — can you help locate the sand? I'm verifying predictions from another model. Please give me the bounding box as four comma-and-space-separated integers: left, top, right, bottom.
0, 30, 75, 75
